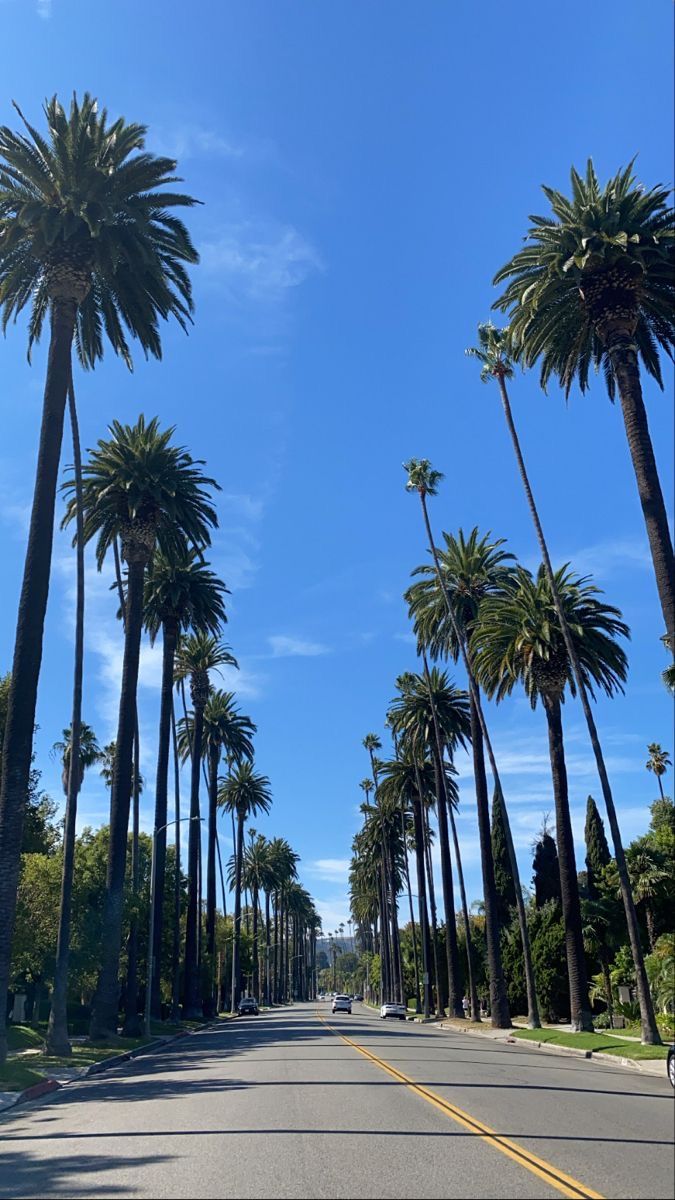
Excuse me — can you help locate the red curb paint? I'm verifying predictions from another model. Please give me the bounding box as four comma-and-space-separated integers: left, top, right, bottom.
19, 1078, 61, 1102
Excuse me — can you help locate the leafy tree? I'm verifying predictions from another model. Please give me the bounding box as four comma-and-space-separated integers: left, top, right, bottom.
62, 416, 219, 1039
0, 96, 199, 1064
491, 788, 517, 927
584, 796, 611, 900
532, 820, 561, 908
493, 160, 675, 647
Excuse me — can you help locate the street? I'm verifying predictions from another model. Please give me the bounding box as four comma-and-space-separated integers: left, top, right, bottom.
0, 1003, 672, 1199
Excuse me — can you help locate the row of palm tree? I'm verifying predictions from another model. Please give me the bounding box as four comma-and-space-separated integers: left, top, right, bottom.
0, 95, 321, 1061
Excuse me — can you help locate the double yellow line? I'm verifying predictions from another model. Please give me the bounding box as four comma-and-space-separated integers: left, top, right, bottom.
317, 1013, 603, 1200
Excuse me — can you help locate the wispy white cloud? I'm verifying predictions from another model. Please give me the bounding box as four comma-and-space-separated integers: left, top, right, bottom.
393, 631, 416, 645
201, 223, 323, 302
526, 536, 653, 580
307, 858, 351, 882
314, 897, 352, 933
37, 0, 52, 17
150, 124, 243, 161
268, 635, 329, 659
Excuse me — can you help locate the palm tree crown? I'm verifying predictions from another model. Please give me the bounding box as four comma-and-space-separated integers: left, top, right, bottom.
178, 689, 255, 765
403, 458, 443, 498
63, 416, 220, 567
492, 160, 674, 395
175, 634, 238, 711
218, 761, 272, 823
473, 564, 629, 706
52, 722, 101, 794
0, 93, 199, 365
143, 549, 228, 642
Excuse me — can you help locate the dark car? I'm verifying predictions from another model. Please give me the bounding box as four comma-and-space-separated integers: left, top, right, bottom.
238, 996, 259, 1016
668, 1045, 674, 1088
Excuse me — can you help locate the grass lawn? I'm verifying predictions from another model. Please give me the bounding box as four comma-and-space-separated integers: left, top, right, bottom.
0, 1034, 150, 1094
512, 1028, 668, 1060
6, 1025, 45, 1053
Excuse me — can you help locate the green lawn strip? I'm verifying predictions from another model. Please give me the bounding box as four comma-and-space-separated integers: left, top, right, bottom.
0, 1060, 49, 1093
511, 1028, 667, 1059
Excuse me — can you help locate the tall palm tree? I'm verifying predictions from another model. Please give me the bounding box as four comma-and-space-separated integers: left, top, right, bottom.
388, 668, 470, 1017
179, 689, 255, 1014
404, 506, 536, 1029
218, 763, 272, 1009
474, 563, 629, 1031
46, 721, 100, 1054
467, 321, 662, 1044
493, 161, 674, 648
143, 551, 228, 1019
99, 742, 117, 793
0, 96, 198, 1064
175, 635, 237, 1017
62, 417, 218, 1039
241, 833, 270, 1000
625, 851, 669, 952
646, 744, 671, 801
266, 838, 299, 1004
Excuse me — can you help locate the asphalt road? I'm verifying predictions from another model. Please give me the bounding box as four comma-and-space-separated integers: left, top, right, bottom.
0, 1002, 673, 1199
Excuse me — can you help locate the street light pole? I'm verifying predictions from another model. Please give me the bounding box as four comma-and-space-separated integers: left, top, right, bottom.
145, 815, 202, 1039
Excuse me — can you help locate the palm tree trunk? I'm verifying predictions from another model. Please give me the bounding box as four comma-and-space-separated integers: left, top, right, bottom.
645, 904, 656, 953
149, 618, 178, 1021
600, 951, 614, 1025
496, 372, 660, 1043
252, 885, 259, 999
543, 694, 593, 1031
401, 807, 422, 1013
264, 891, 271, 1005
231, 811, 245, 1009
469, 694, 511, 1027
422, 805, 443, 1016
46, 375, 84, 1057
170, 702, 182, 1023
389, 871, 404, 1005
0, 298, 77, 1065
205, 745, 219, 1015
607, 342, 674, 646
446, 781, 480, 1022
431, 751, 461, 1016
122, 727, 143, 1035
656, 775, 665, 802
411, 787, 432, 1018
184, 704, 204, 1018
418, 490, 538, 1028
90, 553, 146, 1040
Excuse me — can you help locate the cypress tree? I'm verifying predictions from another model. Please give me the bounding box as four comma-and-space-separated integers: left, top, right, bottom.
491, 787, 517, 926
532, 817, 561, 908
584, 795, 611, 899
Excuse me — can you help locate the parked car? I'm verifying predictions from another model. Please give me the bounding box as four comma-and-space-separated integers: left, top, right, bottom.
237, 996, 259, 1016
380, 1002, 407, 1020
668, 1045, 675, 1088
353, 994, 363, 1002
332, 994, 352, 1014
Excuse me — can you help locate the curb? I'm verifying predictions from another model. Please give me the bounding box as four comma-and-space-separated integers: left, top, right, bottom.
438, 1022, 667, 1077
0, 1020, 222, 1116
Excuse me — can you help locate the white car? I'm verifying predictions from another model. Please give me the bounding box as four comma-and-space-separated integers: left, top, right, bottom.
332, 994, 352, 1014
380, 1002, 407, 1020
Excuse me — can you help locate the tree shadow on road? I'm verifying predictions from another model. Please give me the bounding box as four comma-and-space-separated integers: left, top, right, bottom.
0, 1148, 174, 1198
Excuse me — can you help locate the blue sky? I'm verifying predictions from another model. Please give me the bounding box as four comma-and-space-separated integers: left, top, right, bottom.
0, 0, 673, 934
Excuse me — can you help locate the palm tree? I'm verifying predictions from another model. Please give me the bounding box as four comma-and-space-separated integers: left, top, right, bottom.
646, 744, 671, 801
403, 502, 535, 1029
388, 667, 470, 1017
626, 851, 669, 952
493, 161, 674, 648
474, 564, 629, 1030
0, 96, 198, 1064
143, 551, 228, 1020
62, 417, 218, 1039
266, 838, 299, 1004
46, 721, 100, 1054
175, 635, 237, 1017
218, 763, 272, 1009
51, 724, 101, 796
467, 320, 662, 1045
99, 742, 117, 793
179, 689, 255, 1013
241, 834, 270, 1000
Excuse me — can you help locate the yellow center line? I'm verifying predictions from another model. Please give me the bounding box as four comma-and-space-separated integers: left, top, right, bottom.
316, 1012, 604, 1200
